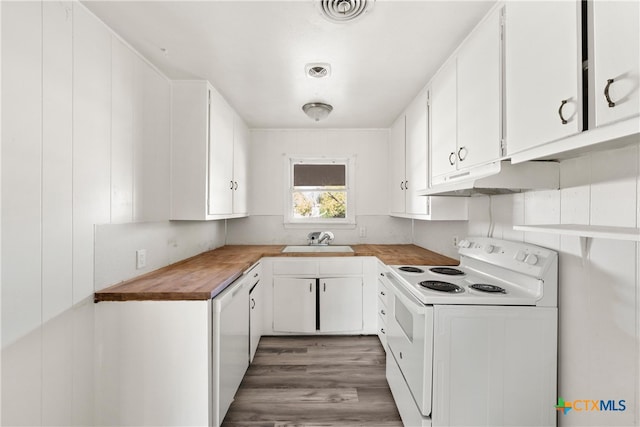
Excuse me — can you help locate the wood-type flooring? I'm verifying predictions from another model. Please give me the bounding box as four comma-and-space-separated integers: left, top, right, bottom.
222, 335, 403, 427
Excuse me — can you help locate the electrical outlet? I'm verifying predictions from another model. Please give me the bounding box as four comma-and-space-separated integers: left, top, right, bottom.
452, 236, 459, 247
359, 226, 367, 237
136, 249, 147, 269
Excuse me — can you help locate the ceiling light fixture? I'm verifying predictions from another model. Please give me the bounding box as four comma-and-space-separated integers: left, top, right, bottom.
302, 102, 333, 122
317, 0, 375, 23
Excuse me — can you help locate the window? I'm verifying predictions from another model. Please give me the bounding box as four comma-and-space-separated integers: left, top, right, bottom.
286, 158, 355, 225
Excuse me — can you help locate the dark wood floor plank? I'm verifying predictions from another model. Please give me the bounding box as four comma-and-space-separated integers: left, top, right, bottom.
221, 336, 401, 426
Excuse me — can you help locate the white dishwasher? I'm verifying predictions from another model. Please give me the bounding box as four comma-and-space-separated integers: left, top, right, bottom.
212, 273, 250, 425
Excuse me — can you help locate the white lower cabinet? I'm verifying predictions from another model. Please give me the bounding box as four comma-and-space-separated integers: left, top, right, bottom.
266, 257, 377, 335
273, 277, 317, 333
95, 272, 254, 427
249, 279, 263, 362
319, 278, 363, 332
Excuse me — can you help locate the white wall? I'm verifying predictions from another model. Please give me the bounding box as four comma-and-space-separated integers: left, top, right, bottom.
448, 144, 639, 427
227, 129, 413, 245
1, 3, 225, 426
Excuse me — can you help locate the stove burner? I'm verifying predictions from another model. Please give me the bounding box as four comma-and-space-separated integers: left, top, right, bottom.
398, 266, 425, 273
419, 280, 464, 293
429, 267, 465, 276
470, 284, 506, 294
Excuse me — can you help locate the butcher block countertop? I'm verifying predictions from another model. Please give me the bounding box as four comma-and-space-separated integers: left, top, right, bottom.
94, 244, 459, 302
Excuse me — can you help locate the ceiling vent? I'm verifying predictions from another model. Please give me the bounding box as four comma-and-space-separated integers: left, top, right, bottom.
305, 63, 331, 78
317, 0, 375, 23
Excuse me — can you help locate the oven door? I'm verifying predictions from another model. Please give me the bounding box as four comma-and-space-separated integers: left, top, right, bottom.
386, 273, 434, 417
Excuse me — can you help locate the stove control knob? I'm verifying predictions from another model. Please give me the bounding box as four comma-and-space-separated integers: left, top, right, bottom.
458, 239, 471, 248
484, 244, 495, 254
525, 254, 538, 265
515, 250, 527, 262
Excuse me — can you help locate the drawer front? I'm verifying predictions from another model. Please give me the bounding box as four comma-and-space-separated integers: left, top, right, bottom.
272, 259, 317, 276
378, 314, 388, 350
318, 258, 363, 276
377, 277, 389, 307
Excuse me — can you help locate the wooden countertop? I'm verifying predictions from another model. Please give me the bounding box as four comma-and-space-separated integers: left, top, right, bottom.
94, 244, 458, 302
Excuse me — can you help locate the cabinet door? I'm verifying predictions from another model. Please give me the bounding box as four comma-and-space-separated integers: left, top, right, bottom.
431, 59, 458, 182
405, 89, 429, 215
273, 278, 316, 333
319, 278, 363, 333
249, 281, 262, 362
592, 0, 640, 127
505, 1, 581, 155
233, 114, 249, 215
389, 115, 406, 214
457, 7, 502, 169
208, 87, 234, 216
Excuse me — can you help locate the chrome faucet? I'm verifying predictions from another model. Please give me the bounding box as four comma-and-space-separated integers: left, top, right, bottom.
307, 231, 334, 246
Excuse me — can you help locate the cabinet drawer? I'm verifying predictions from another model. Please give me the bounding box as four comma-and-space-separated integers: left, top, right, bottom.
272, 259, 317, 276
378, 315, 388, 350
246, 262, 262, 285
377, 277, 390, 307
318, 259, 362, 276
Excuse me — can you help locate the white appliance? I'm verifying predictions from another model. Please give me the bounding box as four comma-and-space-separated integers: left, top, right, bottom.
385, 237, 558, 427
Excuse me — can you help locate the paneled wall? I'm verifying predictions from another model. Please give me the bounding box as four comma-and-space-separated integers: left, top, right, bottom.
1, 3, 225, 426
227, 129, 413, 245
461, 144, 639, 427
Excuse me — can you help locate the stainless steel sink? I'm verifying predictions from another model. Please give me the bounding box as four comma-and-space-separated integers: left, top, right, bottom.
281, 245, 354, 253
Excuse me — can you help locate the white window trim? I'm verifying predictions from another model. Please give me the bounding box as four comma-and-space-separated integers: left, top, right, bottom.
284, 156, 356, 228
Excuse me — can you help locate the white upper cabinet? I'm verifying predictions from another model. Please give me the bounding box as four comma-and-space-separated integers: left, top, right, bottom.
405, 89, 429, 215
591, 0, 639, 128
430, 59, 458, 182
389, 114, 407, 215
505, 1, 582, 155
457, 6, 502, 170
431, 5, 503, 186
171, 80, 248, 220
232, 113, 249, 216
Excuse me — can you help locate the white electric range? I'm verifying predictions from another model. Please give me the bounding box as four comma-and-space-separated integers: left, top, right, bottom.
383, 237, 558, 427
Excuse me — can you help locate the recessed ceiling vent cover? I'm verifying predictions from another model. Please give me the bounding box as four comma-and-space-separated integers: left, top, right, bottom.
305, 63, 331, 78
317, 0, 375, 23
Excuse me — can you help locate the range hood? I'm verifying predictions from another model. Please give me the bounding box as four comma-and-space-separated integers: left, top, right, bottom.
418, 161, 559, 196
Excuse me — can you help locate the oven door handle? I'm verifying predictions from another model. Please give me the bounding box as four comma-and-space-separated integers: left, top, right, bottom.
385, 272, 428, 314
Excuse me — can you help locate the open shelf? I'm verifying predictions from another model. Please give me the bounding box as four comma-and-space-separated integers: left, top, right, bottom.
513, 224, 640, 242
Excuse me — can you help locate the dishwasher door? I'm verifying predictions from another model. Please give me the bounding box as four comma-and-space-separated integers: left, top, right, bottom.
213, 276, 250, 425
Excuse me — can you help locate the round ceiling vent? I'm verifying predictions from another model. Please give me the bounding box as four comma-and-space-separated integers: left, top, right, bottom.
317, 0, 375, 23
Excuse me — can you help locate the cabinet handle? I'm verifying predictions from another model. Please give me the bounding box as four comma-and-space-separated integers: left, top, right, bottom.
380, 272, 384, 277
310, 283, 313, 292
448, 152, 456, 165
380, 328, 386, 334
380, 309, 386, 316
323, 282, 326, 292
400, 181, 404, 190
229, 180, 234, 190
604, 78, 616, 108
457, 146, 468, 161
404, 180, 408, 190
234, 181, 238, 190
253, 273, 258, 278
380, 291, 385, 296
558, 99, 569, 124
399, 351, 403, 359
251, 298, 255, 309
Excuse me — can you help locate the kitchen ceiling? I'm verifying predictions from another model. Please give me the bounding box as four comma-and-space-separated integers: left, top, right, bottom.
82, 0, 495, 129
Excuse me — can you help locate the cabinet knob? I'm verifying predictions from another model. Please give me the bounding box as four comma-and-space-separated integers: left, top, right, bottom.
604, 78, 616, 108
448, 152, 456, 165
457, 146, 468, 161
558, 99, 569, 125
